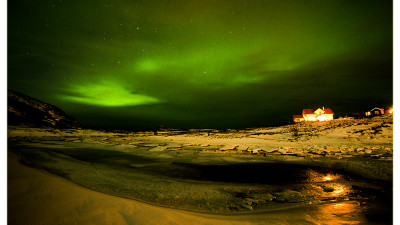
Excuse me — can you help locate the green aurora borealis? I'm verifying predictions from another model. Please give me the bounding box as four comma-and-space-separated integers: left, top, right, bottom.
8, 0, 392, 129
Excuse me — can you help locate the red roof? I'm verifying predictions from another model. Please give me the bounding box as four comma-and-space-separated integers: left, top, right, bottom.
303, 108, 334, 115
293, 115, 304, 119
323, 108, 334, 114
303, 109, 315, 114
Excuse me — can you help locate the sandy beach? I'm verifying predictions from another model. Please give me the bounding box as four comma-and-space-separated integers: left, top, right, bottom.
9, 152, 263, 225
10, 152, 372, 225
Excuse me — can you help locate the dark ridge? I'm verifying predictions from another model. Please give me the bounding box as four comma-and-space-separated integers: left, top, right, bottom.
7, 89, 81, 129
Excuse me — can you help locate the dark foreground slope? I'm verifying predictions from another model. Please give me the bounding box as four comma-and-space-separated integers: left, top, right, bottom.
8, 90, 80, 128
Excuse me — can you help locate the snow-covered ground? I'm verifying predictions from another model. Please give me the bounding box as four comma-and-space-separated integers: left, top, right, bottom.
8, 115, 393, 224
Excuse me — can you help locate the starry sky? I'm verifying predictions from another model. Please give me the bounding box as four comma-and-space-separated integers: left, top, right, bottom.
8, 0, 393, 130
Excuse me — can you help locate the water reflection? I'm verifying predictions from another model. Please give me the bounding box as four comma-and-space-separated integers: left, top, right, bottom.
302, 169, 353, 201
332, 184, 346, 196
305, 169, 343, 183
306, 201, 367, 225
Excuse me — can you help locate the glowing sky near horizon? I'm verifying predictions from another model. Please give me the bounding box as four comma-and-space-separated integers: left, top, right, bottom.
8, 0, 393, 129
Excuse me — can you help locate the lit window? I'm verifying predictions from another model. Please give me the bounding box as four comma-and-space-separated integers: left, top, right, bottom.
317, 114, 327, 121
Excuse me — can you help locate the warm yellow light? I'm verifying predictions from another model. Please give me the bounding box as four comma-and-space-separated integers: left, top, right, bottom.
333, 185, 345, 195
317, 114, 327, 121
323, 176, 333, 181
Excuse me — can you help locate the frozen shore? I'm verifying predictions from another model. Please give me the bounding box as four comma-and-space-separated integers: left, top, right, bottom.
8, 115, 393, 224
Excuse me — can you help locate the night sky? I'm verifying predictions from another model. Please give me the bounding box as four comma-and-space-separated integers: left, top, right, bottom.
8, 0, 393, 130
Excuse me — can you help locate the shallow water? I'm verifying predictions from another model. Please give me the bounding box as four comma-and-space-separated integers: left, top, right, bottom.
9, 139, 392, 224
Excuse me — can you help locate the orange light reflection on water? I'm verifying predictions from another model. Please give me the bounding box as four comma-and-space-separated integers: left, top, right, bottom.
333, 185, 346, 196
304, 170, 352, 198
305, 170, 342, 183
307, 201, 367, 225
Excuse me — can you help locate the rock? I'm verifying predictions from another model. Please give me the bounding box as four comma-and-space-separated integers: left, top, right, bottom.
144, 144, 159, 147
251, 193, 275, 203
356, 147, 364, 152
166, 144, 182, 149
200, 144, 210, 147
263, 193, 276, 202
267, 149, 279, 153
274, 190, 303, 203
277, 148, 286, 154
320, 151, 328, 156
365, 149, 372, 154
237, 145, 249, 151
220, 145, 239, 151
241, 203, 253, 210
284, 147, 293, 152
244, 198, 259, 206
322, 186, 335, 192
252, 149, 260, 154
183, 144, 195, 147
371, 154, 382, 159
241, 198, 256, 210
149, 146, 167, 152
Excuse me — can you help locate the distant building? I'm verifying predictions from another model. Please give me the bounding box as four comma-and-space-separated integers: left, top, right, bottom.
384, 107, 393, 114
293, 107, 334, 122
370, 107, 384, 115
366, 107, 392, 117
293, 115, 305, 123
